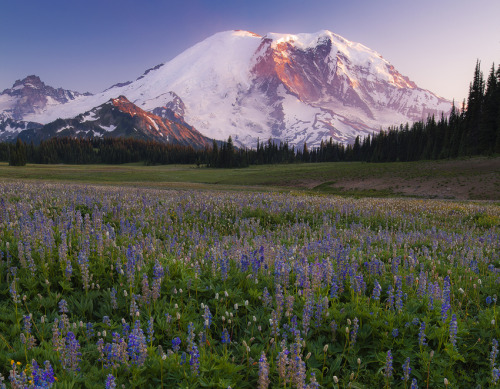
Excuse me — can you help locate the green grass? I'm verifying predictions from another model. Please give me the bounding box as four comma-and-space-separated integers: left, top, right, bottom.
0, 156, 499, 199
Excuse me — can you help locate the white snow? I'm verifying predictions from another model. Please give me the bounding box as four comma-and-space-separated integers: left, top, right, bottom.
146, 116, 159, 131
3, 124, 24, 133
80, 111, 97, 122
99, 124, 117, 132
56, 125, 72, 133
9, 29, 451, 148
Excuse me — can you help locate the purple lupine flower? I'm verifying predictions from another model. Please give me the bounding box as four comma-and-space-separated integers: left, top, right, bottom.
203, 305, 212, 329
292, 355, 306, 388
372, 280, 382, 300
85, 322, 94, 339
402, 357, 411, 383
391, 256, 400, 275
418, 321, 427, 347
410, 378, 419, 389
275, 285, 284, 319
330, 275, 339, 299
221, 328, 231, 344
307, 371, 320, 389
41, 360, 56, 387
395, 276, 403, 311
121, 319, 131, 337
64, 260, 72, 281
9, 361, 29, 388
96, 337, 105, 363
262, 287, 272, 308
52, 319, 64, 353
491, 339, 498, 370
147, 317, 154, 344
352, 273, 366, 294
172, 337, 181, 352
392, 328, 399, 338
302, 294, 314, 335
314, 296, 328, 328
129, 296, 139, 318
384, 350, 393, 379
105, 373, 116, 389
103, 316, 111, 327
492, 368, 499, 385
21, 314, 36, 350
187, 322, 196, 354
350, 317, 359, 346
152, 261, 164, 301
441, 276, 451, 322
428, 294, 434, 311
198, 329, 206, 346
417, 270, 427, 298
387, 285, 394, 310
61, 331, 81, 373
189, 344, 200, 375
58, 299, 69, 314
276, 348, 289, 382
141, 273, 151, 306
9, 279, 20, 304
25, 242, 36, 278
125, 245, 137, 288
270, 310, 280, 337
31, 360, 56, 388
128, 320, 148, 366
258, 352, 270, 389
285, 295, 295, 318
77, 250, 90, 291
449, 314, 458, 348
110, 288, 117, 310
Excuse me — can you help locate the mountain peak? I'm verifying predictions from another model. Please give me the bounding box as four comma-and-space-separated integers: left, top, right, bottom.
0, 29, 452, 147
233, 30, 261, 38
12, 75, 45, 90
0, 75, 92, 121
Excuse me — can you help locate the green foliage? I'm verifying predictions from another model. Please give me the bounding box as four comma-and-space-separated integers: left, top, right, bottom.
8, 139, 27, 166
0, 182, 499, 388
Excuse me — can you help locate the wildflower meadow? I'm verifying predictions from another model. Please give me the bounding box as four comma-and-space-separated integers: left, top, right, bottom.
0, 181, 499, 388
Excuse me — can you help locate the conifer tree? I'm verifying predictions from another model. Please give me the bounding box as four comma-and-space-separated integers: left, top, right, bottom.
479, 64, 498, 153
464, 60, 485, 155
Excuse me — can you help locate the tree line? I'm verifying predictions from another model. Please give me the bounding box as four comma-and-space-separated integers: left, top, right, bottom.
0, 137, 208, 166
2, 60, 499, 167
345, 61, 500, 163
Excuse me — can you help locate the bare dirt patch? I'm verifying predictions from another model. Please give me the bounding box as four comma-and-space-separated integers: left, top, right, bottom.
296, 158, 500, 200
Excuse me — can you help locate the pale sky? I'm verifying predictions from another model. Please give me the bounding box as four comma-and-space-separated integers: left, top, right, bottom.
1, 0, 499, 103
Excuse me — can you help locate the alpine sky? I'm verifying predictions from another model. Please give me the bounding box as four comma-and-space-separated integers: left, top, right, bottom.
1, 0, 499, 103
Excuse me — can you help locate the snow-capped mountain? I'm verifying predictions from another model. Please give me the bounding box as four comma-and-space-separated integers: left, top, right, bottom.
1, 30, 452, 147
18, 96, 211, 148
0, 75, 91, 121
0, 118, 42, 142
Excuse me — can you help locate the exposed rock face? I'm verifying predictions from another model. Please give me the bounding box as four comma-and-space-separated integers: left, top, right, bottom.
0, 75, 91, 120
18, 96, 211, 148
246, 31, 451, 146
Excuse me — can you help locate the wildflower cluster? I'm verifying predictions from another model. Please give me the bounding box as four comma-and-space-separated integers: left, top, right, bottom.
0, 182, 498, 387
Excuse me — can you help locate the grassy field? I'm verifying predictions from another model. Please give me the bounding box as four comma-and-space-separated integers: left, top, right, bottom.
0, 182, 499, 388
0, 156, 499, 200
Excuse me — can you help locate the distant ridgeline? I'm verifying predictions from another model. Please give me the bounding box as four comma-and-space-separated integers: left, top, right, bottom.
1, 61, 499, 167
